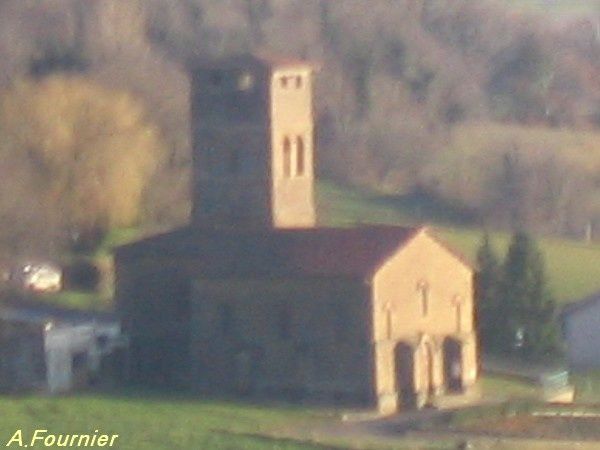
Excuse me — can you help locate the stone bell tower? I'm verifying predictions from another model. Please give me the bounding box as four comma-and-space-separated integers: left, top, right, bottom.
190, 54, 316, 229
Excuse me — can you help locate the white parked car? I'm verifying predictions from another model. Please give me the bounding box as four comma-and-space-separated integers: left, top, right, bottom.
22, 263, 62, 293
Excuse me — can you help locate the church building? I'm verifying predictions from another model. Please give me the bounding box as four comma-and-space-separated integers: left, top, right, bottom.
115, 54, 478, 413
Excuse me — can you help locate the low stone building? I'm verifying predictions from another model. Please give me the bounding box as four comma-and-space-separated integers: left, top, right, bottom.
115, 53, 479, 413
0, 303, 123, 393
117, 226, 477, 412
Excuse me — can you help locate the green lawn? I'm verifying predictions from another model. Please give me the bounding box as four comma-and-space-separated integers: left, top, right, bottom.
95, 227, 142, 257
0, 392, 462, 450
41, 290, 110, 311
479, 374, 539, 401
0, 393, 335, 450
317, 181, 474, 228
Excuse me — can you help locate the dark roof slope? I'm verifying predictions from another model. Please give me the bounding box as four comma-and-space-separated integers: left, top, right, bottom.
115, 226, 424, 278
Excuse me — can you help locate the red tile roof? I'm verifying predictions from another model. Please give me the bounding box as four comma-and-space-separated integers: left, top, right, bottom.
116, 226, 423, 278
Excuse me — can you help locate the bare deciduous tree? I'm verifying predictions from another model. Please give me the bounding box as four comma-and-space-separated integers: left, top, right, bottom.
0, 75, 166, 252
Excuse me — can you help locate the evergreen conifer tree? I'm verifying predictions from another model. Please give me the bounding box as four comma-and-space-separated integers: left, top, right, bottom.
500, 231, 561, 358
475, 233, 501, 352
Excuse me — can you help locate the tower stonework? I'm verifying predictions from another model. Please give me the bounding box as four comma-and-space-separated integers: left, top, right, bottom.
191, 55, 316, 229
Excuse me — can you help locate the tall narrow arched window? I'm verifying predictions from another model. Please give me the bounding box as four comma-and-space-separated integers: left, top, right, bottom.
455, 303, 462, 332
383, 302, 393, 339
283, 137, 291, 177
296, 136, 305, 176
452, 295, 463, 333
417, 281, 429, 317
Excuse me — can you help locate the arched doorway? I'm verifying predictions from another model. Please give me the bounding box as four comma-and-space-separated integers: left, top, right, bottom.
444, 337, 463, 393
394, 342, 416, 408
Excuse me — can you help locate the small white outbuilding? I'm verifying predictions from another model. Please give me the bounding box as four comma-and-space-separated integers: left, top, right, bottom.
0, 303, 124, 393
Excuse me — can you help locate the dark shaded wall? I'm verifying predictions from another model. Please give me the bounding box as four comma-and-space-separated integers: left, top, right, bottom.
190, 277, 374, 405
0, 320, 46, 392
115, 255, 192, 387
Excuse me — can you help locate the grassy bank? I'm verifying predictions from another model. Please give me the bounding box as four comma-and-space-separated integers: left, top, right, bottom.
0, 393, 335, 450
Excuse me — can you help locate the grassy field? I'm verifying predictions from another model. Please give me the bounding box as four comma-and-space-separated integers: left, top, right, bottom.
480, 374, 539, 401
317, 181, 600, 304
0, 393, 336, 450
2, 381, 597, 450
41, 290, 109, 310
0, 392, 470, 450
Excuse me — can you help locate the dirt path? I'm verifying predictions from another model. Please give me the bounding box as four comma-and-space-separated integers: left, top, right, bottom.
271, 408, 600, 450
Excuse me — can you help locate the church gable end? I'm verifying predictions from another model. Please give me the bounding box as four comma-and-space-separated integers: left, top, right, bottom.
371, 229, 474, 340
370, 229, 477, 412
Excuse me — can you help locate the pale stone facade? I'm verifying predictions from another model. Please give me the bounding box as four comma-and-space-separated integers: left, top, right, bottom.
370, 231, 478, 412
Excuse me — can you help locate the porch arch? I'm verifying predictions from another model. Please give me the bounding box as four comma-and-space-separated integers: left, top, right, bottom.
394, 341, 416, 408
443, 336, 463, 393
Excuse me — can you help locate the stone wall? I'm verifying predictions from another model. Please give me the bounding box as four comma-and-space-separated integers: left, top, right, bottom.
190, 59, 316, 229
0, 320, 46, 392
115, 255, 192, 387
269, 66, 316, 228
190, 276, 374, 405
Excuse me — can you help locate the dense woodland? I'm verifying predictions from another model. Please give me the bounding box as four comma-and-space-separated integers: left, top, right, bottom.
0, 0, 600, 257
